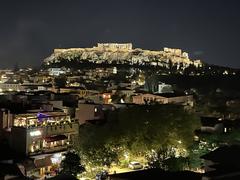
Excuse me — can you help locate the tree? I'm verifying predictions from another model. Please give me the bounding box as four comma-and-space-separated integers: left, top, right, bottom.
84, 146, 118, 167
144, 74, 158, 93
146, 147, 175, 169
78, 104, 201, 168
60, 151, 85, 176
163, 156, 188, 171
54, 75, 67, 88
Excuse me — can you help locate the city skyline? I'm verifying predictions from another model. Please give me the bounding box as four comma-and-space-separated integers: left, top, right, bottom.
1, 0, 240, 68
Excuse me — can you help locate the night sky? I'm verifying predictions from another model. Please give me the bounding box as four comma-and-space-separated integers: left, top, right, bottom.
1, 0, 240, 68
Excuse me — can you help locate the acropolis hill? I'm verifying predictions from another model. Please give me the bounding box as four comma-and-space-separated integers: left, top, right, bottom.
44, 43, 203, 68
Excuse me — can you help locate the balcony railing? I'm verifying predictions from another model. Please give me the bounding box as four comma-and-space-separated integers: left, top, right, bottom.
14, 119, 77, 129
42, 145, 69, 153
44, 122, 79, 136
28, 144, 72, 156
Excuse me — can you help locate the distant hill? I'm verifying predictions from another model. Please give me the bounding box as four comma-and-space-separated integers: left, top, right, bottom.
43, 43, 202, 69
42, 43, 240, 76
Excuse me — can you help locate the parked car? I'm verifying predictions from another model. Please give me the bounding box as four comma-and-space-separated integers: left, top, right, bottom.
143, 164, 150, 169
128, 161, 143, 170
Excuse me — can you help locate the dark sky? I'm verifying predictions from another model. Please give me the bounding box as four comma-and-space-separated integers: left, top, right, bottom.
0, 0, 240, 68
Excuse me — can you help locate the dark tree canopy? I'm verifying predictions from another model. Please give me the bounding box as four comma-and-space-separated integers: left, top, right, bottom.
78, 104, 200, 166
54, 75, 67, 88
60, 151, 85, 176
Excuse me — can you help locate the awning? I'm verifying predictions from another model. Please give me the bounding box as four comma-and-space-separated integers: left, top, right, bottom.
34, 156, 52, 168
22, 155, 53, 171
44, 135, 67, 143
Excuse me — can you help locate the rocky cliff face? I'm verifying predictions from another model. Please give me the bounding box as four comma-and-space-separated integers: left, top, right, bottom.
43, 44, 203, 68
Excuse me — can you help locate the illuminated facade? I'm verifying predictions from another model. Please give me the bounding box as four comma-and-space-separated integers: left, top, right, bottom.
48, 68, 66, 76
97, 43, 133, 50
158, 82, 173, 93
10, 111, 79, 178
44, 43, 203, 68
11, 111, 78, 155
102, 93, 112, 104
0, 83, 25, 92
75, 103, 105, 124
132, 93, 193, 106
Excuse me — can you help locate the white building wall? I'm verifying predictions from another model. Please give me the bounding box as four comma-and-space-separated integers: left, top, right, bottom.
75, 104, 103, 124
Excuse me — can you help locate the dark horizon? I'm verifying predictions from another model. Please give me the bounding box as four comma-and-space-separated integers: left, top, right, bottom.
1, 0, 240, 68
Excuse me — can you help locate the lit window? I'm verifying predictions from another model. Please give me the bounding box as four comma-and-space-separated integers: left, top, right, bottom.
30, 130, 42, 137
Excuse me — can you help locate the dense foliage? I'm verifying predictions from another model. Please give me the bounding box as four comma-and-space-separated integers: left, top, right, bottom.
78, 104, 200, 168
60, 151, 85, 176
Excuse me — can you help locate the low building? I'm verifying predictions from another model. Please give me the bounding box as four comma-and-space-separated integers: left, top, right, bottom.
157, 82, 173, 93
201, 145, 240, 180
166, 94, 194, 106
199, 117, 223, 134
132, 93, 193, 106
0, 83, 25, 92
197, 117, 240, 134
75, 103, 105, 124
8, 111, 79, 178
132, 93, 168, 104
112, 88, 135, 98
48, 68, 66, 76
11, 111, 78, 155
102, 92, 112, 104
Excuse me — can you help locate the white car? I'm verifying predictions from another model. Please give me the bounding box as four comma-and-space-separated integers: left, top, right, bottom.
128, 161, 143, 170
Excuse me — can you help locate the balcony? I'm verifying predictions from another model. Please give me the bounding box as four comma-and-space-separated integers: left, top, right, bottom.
44, 122, 79, 136
28, 144, 72, 156
42, 145, 69, 153
25, 121, 79, 137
